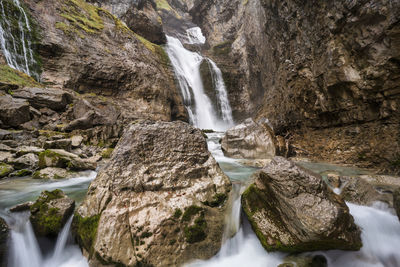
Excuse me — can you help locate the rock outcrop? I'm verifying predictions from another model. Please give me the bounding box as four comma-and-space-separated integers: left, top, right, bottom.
74, 121, 231, 266
30, 189, 75, 237
190, 0, 400, 173
242, 157, 362, 252
221, 118, 275, 159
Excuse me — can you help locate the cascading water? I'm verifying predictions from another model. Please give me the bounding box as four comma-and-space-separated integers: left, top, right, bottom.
0, 0, 39, 80
165, 27, 234, 131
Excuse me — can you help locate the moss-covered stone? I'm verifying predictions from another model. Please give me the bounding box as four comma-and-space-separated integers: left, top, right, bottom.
0, 163, 14, 178
173, 208, 182, 219
101, 148, 114, 159
181, 205, 202, 222
184, 212, 207, 243
38, 150, 68, 169
30, 189, 75, 237
12, 169, 32, 177
203, 193, 227, 207
73, 213, 100, 255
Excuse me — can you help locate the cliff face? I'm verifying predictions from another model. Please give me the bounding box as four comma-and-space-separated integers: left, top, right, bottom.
24, 0, 186, 123
191, 0, 400, 172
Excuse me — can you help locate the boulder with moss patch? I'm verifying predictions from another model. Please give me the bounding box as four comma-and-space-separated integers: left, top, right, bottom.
242, 157, 362, 253
33, 167, 75, 179
9, 153, 39, 170
38, 149, 95, 171
30, 189, 75, 237
0, 163, 14, 178
75, 121, 231, 266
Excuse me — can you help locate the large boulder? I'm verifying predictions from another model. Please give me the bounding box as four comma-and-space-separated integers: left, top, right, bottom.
74, 121, 231, 266
30, 189, 75, 237
0, 94, 31, 127
33, 167, 76, 180
242, 157, 362, 253
0, 217, 9, 265
8, 153, 39, 170
221, 118, 276, 159
12, 87, 73, 111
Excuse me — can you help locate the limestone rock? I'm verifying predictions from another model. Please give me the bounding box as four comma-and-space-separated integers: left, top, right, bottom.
0, 217, 9, 266
30, 189, 75, 237
221, 118, 275, 159
15, 146, 44, 157
0, 163, 14, 178
71, 135, 83, 147
44, 139, 72, 151
0, 151, 13, 162
0, 94, 31, 127
242, 157, 362, 253
9, 153, 39, 170
38, 149, 95, 171
10, 201, 34, 212
33, 167, 75, 180
12, 87, 73, 111
74, 121, 231, 266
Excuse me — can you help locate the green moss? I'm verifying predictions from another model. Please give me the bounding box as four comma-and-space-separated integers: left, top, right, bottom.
13, 169, 32, 177
0, 64, 42, 88
101, 148, 114, 159
212, 41, 233, 57
173, 208, 182, 219
134, 33, 170, 65
140, 231, 153, 238
57, 0, 104, 37
181, 205, 202, 222
203, 193, 227, 207
184, 213, 207, 243
0, 163, 13, 178
39, 130, 69, 138
73, 213, 101, 254
155, 0, 172, 11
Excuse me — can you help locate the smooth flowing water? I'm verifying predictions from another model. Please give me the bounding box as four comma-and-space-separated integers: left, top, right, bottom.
188, 132, 400, 267
165, 28, 234, 131
0, 171, 96, 267
0, 0, 38, 79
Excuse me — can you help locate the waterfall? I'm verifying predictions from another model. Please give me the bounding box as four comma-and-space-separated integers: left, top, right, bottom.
6, 213, 88, 267
0, 0, 39, 80
165, 27, 234, 131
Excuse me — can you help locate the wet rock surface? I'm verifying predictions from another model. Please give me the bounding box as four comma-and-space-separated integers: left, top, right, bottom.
0, 217, 9, 266
221, 118, 276, 159
30, 189, 75, 237
242, 157, 362, 253
75, 120, 231, 266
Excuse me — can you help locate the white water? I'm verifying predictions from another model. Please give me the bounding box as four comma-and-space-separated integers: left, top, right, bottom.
0, 0, 38, 79
188, 132, 400, 267
165, 27, 234, 131
0, 172, 96, 267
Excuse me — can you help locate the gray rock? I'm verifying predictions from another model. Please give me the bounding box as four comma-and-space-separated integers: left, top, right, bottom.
15, 146, 44, 157
221, 118, 276, 159
33, 167, 74, 180
74, 121, 231, 266
9, 201, 34, 212
0, 129, 11, 140
71, 135, 83, 147
242, 157, 362, 253
0, 94, 31, 127
393, 188, 400, 221
0, 163, 14, 178
9, 153, 39, 170
38, 149, 95, 171
0, 151, 13, 162
44, 139, 72, 151
12, 87, 73, 111
30, 189, 75, 237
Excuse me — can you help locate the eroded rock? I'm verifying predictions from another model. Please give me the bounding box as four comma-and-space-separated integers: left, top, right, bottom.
38, 149, 95, 171
30, 189, 75, 237
242, 157, 362, 253
0, 163, 13, 178
74, 121, 231, 266
0, 94, 31, 127
221, 118, 275, 159
33, 167, 75, 180
12, 87, 73, 111
0, 217, 9, 265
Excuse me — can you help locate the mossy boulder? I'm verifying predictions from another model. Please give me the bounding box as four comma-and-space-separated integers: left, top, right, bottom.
32, 167, 75, 179
242, 157, 362, 253
0, 163, 14, 178
38, 149, 95, 171
10, 169, 32, 177
30, 189, 75, 237
0, 217, 9, 266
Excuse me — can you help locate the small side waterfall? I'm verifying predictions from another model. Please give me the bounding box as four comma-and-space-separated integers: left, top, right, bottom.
6, 213, 88, 267
0, 0, 39, 80
165, 27, 234, 131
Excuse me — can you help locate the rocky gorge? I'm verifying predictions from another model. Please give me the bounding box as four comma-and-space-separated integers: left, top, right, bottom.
0, 0, 399, 267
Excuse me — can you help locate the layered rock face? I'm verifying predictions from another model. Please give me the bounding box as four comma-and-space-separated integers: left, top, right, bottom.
75, 121, 231, 266
221, 118, 275, 159
190, 0, 400, 173
30, 189, 75, 237
242, 157, 362, 252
